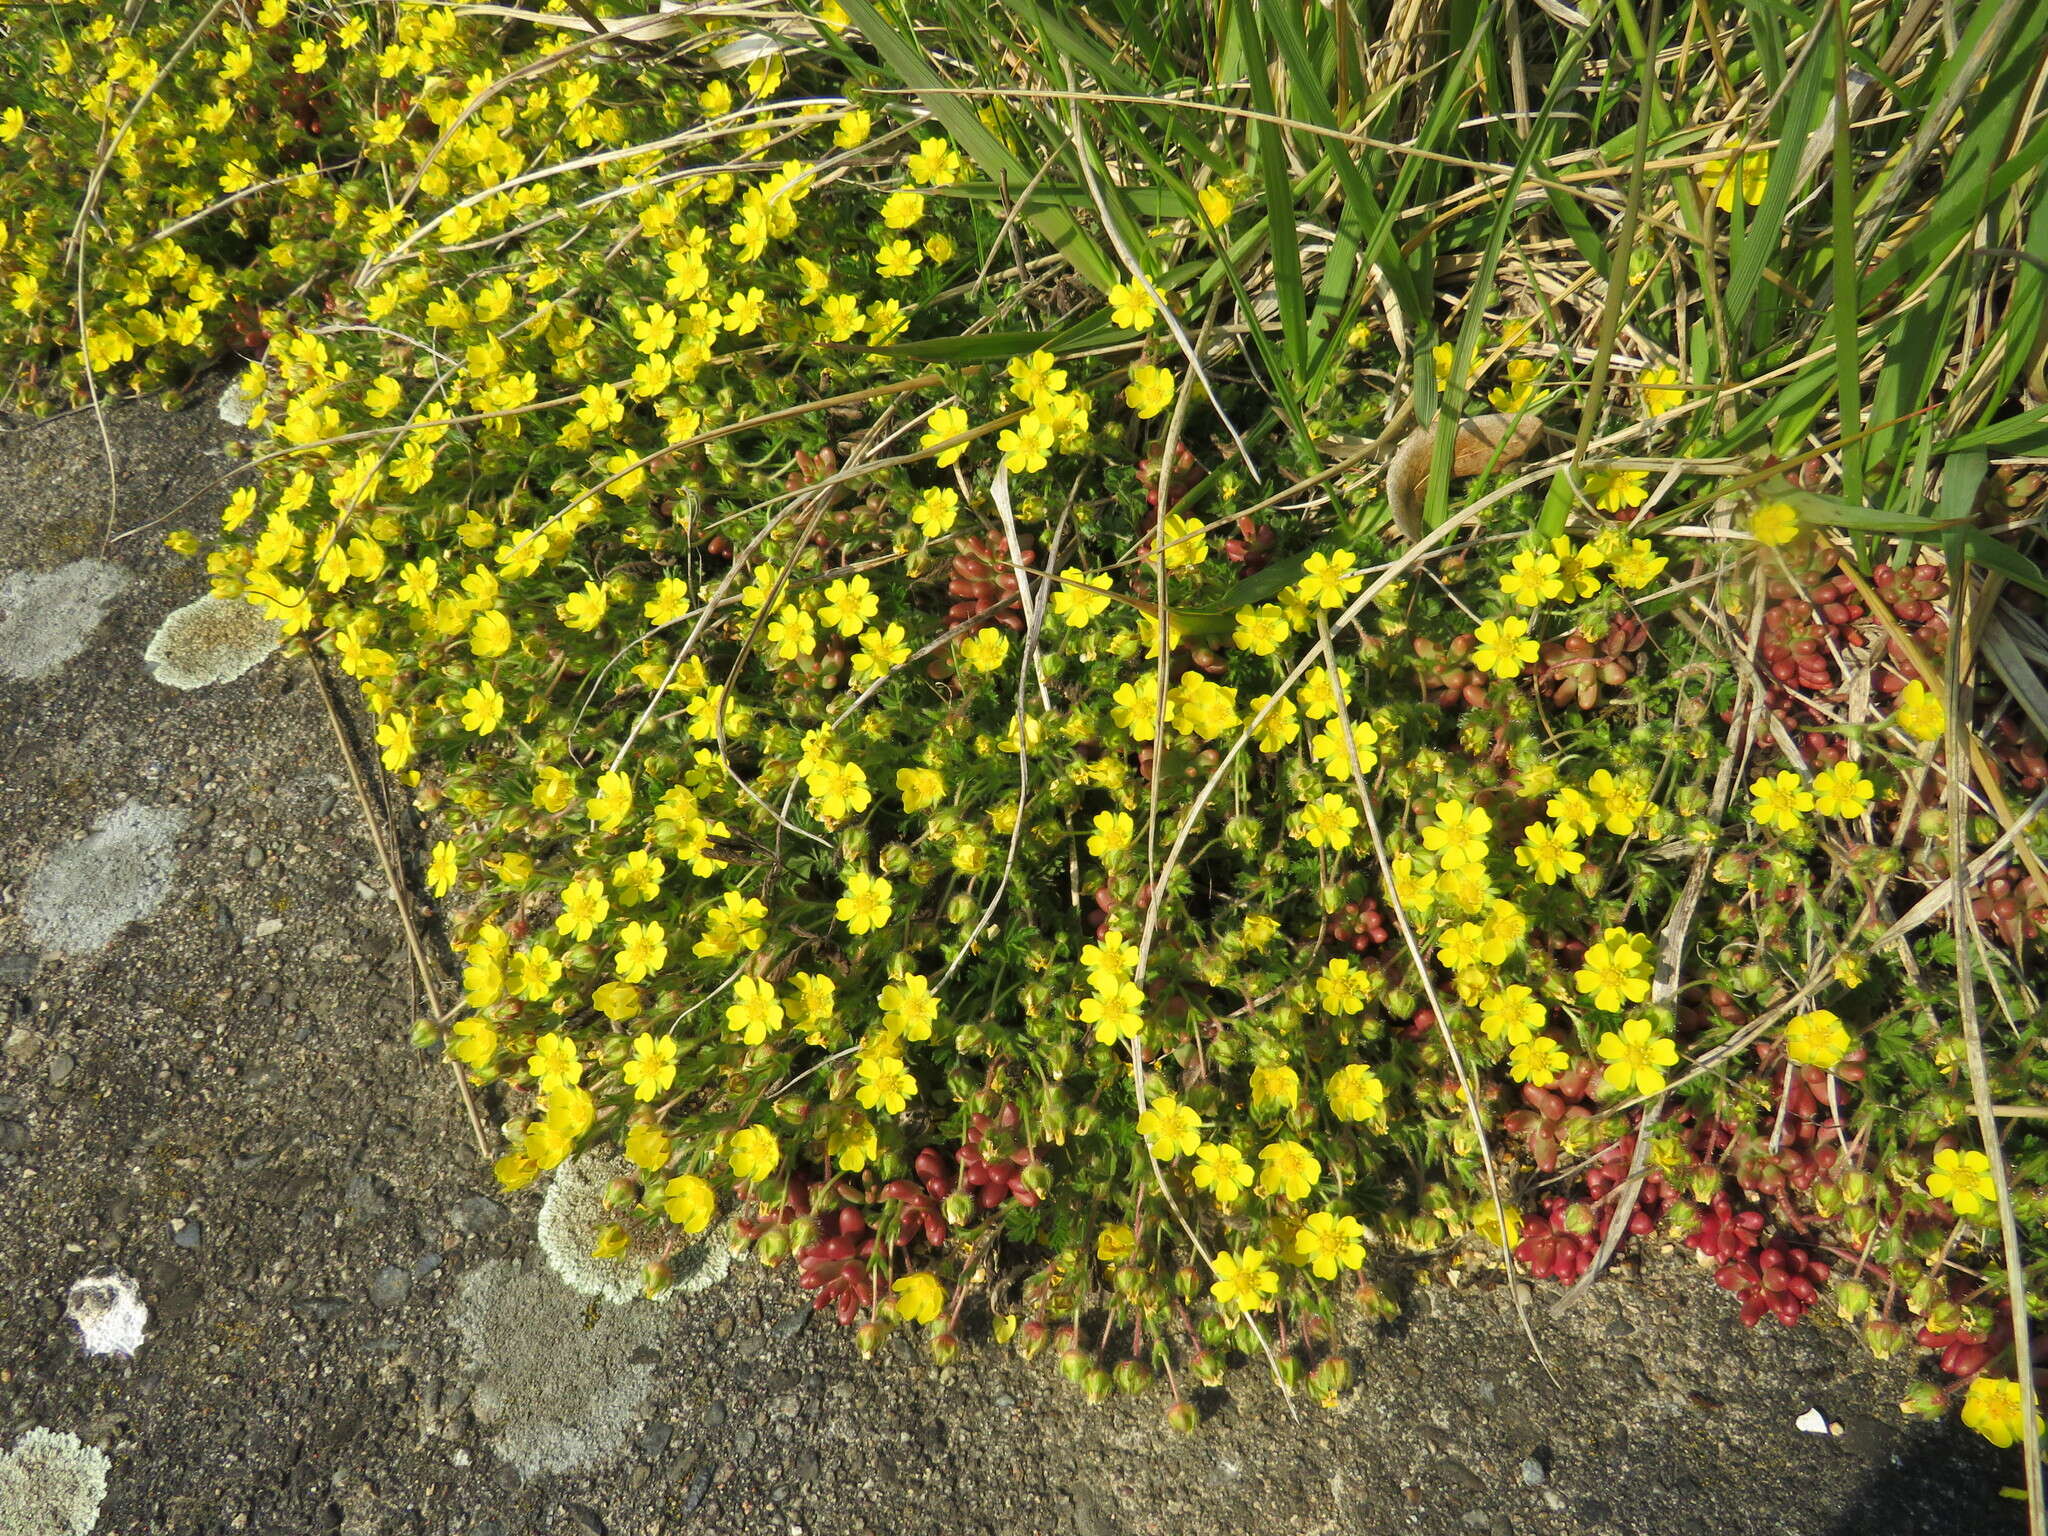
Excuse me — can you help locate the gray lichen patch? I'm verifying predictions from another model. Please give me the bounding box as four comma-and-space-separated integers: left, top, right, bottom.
0, 1427, 111, 1536
143, 594, 281, 690
0, 560, 132, 682
451, 1259, 667, 1478
22, 801, 191, 956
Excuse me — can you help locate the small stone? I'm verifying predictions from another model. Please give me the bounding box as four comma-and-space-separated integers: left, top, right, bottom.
561, 1502, 606, 1536
731, 1428, 756, 1460
469, 1524, 503, 1536
369, 1265, 412, 1309
791, 1449, 819, 1483
169, 1218, 203, 1249
294, 1296, 349, 1323
773, 1307, 809, 1344
0, 1119, 25, 1152
711, 1314, 735, 1343
701, 1402, 727, 1428
1518, 1458, 1547, 1487
47, 1052, 77, 1089
448, 1196, 507, 1235
637, 1422, 672, 1460
4, 1026, 42, 1066
1460, 1512, 1492, 1530
773, 1393, 800, 1421
411, 1252, 443, 1280
1438, 1460, 1484, 1493
679, 1462, 714, 1516
344, 1173, 392, 1220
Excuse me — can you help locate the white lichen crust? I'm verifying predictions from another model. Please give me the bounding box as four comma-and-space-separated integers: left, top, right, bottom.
0, 1427, 111, 1536
143, 594, 281, 690
536, 1153, 730, 1303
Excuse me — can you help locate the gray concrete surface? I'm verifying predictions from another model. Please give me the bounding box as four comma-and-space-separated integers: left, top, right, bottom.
0, 398, 2018, 1536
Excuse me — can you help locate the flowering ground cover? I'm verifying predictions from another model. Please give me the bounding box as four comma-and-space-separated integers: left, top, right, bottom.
6, 0, 2048, 1507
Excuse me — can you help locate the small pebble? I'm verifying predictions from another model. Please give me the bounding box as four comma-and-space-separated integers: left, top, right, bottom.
1519, 1457, 1547, 1487
369, 1264, 412, 1309
562, 1502, 606, 1536
170, 1218, 203, 1249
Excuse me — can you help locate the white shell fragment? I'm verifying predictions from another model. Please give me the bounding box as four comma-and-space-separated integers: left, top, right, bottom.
1794, 1407, 1841, 1436
66, 1272, 149, 1358
143, 594, 281, 690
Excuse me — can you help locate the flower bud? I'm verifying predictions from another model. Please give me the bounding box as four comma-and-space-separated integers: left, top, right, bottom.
1198, 1315, 1232, 1349
1832, 1279, 1873, 1322
1862, 1318, 1907, 1359
1082, 1366, 1115, 1404
1275, 1354, 1307, 1389
1015, 1319, 1050, 1360
410, 1018, 442, 1051
1898, 1381, 1948, 1419
855, 1321, 891, 1360
602, 1176, 640, 1211
641, 1260, 673, 1299
943, 1191, 975, 1227
1165, 1399, 1201, 1433
1661, 1200, 1703, 1240
1191, 1348, 1226, 1386
753, 1227, 790, 1268
1308, 1355, 1352, 1401
1113, 1359, 1153, 1395
879, 841, 912, 875
1173, 1265, 1203, 1301
1059, 1347, 1093, 1385
930, 1331, 961, 1367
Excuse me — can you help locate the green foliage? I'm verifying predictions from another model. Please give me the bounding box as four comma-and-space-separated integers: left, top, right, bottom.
5, 0, 2048, 1457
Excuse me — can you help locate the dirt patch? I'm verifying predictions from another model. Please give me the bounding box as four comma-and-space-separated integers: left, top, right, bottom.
0, 399, 2018, 1536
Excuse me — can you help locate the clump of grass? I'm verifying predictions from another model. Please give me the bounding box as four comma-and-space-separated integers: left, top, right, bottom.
6, 0, 2047, 1503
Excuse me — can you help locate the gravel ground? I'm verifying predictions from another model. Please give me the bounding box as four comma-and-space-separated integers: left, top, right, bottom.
0, 398, 2020, 1536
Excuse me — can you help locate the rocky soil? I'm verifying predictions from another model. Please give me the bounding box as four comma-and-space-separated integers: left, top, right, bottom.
0, 397, 2020, 1536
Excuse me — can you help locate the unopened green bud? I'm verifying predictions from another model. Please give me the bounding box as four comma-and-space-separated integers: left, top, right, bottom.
1166, 1399, 1201, 1433
1114, 1359, 1154, 1395
1833, 1279, 1873, 1322
602, 1176, 640, 1211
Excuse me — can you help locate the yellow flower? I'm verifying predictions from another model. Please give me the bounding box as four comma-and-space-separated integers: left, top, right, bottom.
880, 190, 926, 229
998, 412, 1056, 473
1701, 149, 1770, 213
921, 404, 971, 467
1749, 500, 1800, 547
1096, 1224, 1136, 1263
1325, 1063, 1386, 1124
875, 238, 923, 279
855, 1053, 916, 1115
1499, 549, 1564, 607
727, 1124, 780, 1183
613, 920, 668, 982
1596, 1017, 1679, 1095
1256, 1139, 1320, 1201
911, 487, 960, 539
1209, 1247, 1278, 1312
1472, 615, 1538, 679
905, 136, 962, 186
892, 1271, 946, 1324
664, 1174, 716, 1232
1960, 1376, 2041, 1450
1294, 1211, 1366, 1280
1638, 365, 1684, 416
1292, 548, 1365, 609
1421, 800, 1491, 870
1811, 760, 1875, 819
879, 971, 940, 1040
1749, 770, 1814, 831
1514, 822, 1583, 885
1192, 1143, 1253, 1206
1108, 280, 1157, 331
426, 841, 459, 897
1893, 680, 1945, 743
1123, 364, 1174, 419
1509, 1035, 1569, 1086
1586, 466, 1649, 513
836, 871, 895, 935
1480, 985, 1545, 1044
1926, 1146, 1994, 1217
1051, 569, 1113, 628
622, 1032, 678, 1101
1136, 1093, 1204, 1159
1294, 792, 1359, 851
555, 875, 609, 940
1784, 1009, 1850, 1071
